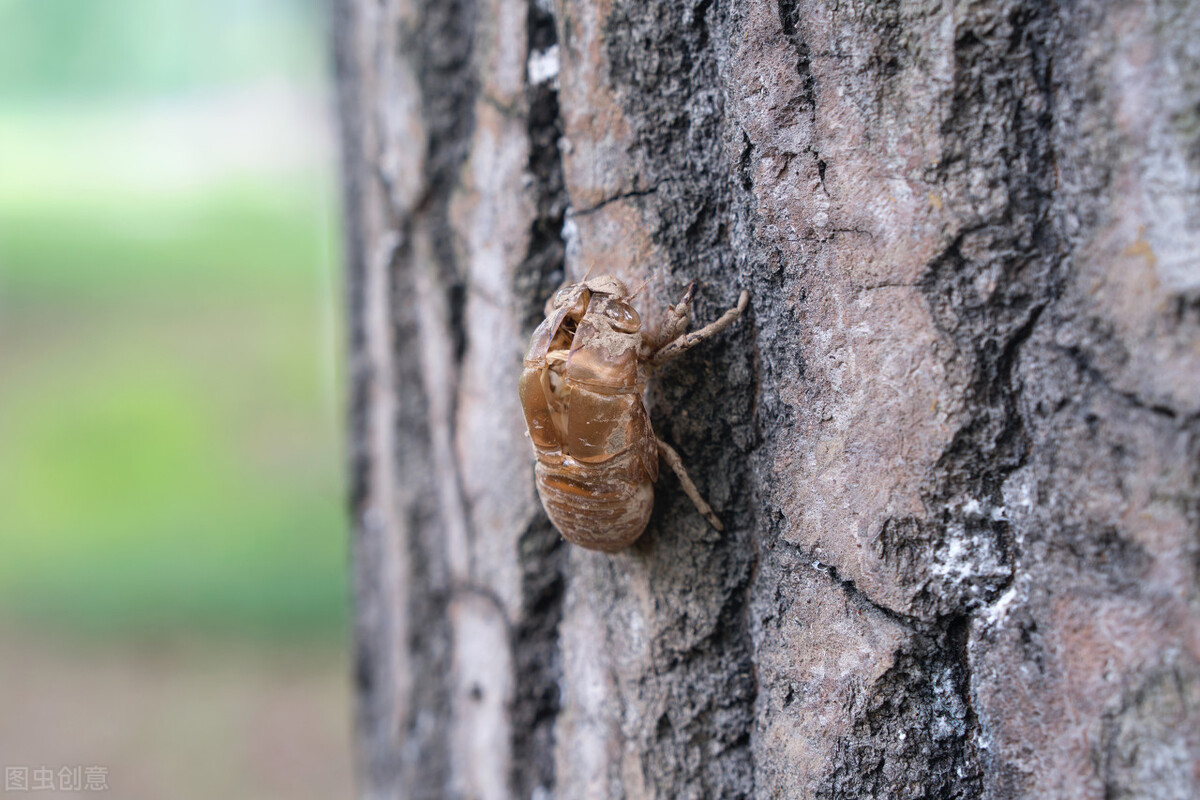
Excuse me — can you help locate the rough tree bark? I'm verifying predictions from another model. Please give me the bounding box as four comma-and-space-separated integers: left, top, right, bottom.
334, 0, 1200, 798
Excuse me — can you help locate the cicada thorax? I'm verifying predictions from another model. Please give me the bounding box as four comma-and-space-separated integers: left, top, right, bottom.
519, 283, 660, 551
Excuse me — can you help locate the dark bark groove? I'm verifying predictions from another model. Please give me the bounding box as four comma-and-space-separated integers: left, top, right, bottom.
597, 0, 759, 796
510, 4, 569, 798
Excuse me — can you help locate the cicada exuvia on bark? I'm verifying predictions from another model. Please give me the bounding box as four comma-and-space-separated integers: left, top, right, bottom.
519, 275, 748, 551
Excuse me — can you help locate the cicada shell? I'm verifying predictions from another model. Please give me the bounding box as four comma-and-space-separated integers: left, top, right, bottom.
519, 275, 749, 551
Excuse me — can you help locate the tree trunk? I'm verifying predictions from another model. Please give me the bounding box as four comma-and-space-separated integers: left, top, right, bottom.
333, 0, 1200, 797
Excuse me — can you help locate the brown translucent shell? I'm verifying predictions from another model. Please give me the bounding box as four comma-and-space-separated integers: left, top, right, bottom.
561, 389, 658, 481
564, 320, 638, 390
520, 288, 658, 482
563, 295, 641, 389
520, 280, 670, 548
526, 290, 590, 365
518, 368, 558, 449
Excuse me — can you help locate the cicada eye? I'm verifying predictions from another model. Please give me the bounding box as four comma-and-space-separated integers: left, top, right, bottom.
604, 301, 641, 333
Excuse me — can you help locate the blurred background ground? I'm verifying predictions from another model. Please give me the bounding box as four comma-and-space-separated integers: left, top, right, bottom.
0, 1, 351, 796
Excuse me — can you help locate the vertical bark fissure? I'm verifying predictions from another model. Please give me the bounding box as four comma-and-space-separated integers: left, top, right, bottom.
792, 1, 1064, 796
379, 224, 451, 797
817, 624, 984, 800
509, 519, 566, 799
775, 0, 816, 119
912, 0, 1062, 612
510, 4, 570, 799
335, 1, 414, 793
899, 3, 1060, 795
516, 0, 569, 331
599, 0, 759, 796
402, 0, 481, 575
372, 1, 483, 795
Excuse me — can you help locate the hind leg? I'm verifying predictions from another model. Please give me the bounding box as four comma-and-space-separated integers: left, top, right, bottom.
656, 438, 723, 531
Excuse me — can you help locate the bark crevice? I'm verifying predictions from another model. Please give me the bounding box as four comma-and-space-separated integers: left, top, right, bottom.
516, 0, 569, 330
510, 3, 570, 797
588, 1, 760, 796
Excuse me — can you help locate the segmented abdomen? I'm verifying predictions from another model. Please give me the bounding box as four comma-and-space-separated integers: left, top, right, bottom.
534, 449, 654, 552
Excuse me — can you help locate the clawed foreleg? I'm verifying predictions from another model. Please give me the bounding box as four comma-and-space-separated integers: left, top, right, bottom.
649, 288, 749, 367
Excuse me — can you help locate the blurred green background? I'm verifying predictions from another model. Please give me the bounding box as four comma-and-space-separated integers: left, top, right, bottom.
0, 0, 351, 796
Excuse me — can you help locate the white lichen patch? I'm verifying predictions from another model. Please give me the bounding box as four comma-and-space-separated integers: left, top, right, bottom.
981, 584, 1021, 627
930, 527, 1009, 588
527, 45, 560, 87
930, 535, 975, 584
956, 496, 1008, 522
930, 665, 968, 742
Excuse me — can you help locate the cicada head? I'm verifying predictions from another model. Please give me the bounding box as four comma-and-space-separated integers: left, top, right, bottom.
581, 276, 643, 334
587, 293, 642, 334
581, 275, 629, 298
528, 274, 644, 368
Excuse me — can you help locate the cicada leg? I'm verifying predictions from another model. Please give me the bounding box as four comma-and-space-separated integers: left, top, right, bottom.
656, 438, 724, 531
648, 287, 748, 367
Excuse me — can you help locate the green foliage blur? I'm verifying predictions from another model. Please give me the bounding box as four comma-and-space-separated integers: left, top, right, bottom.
0, 0, 325, 101
0, 0, 347, 640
